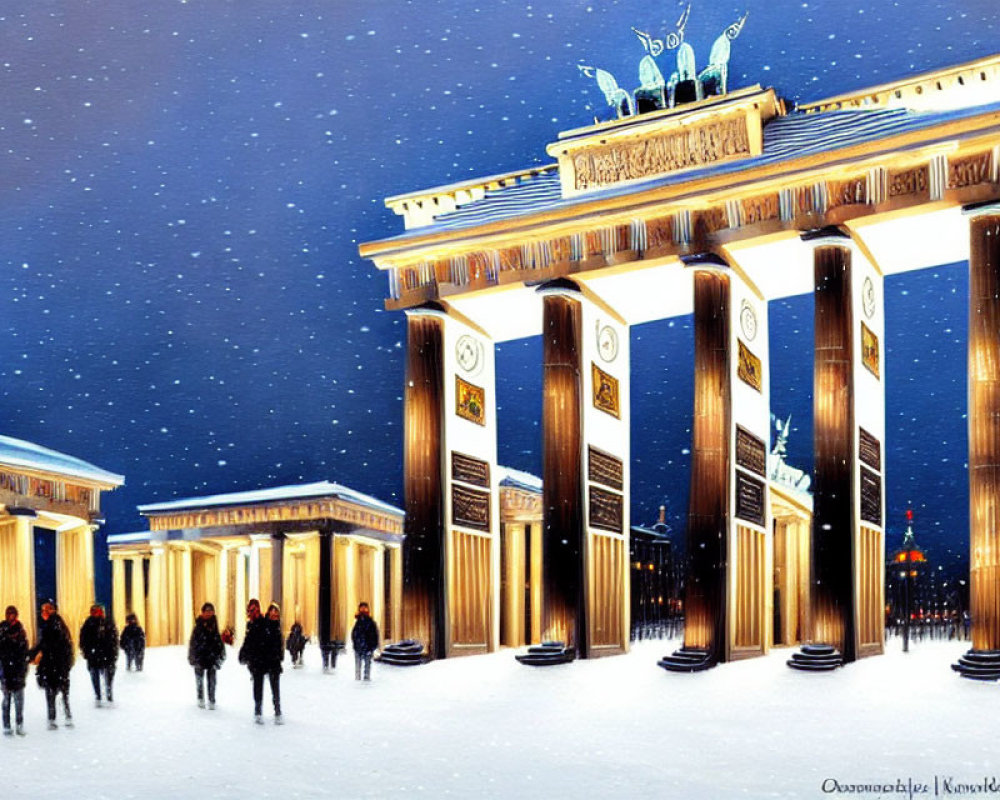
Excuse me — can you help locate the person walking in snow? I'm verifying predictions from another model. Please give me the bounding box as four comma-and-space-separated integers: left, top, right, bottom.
79, 603, 118, 706
28, 600, 74, 729
119, 613, 145, 672
238, 599, 284, 724
285, 621, 307, 668
0, 605, 29, 736
188, 602, 225, 709
350, 602, 379, 682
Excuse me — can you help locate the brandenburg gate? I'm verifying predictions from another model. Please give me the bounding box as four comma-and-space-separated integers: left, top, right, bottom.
360, 52, 1000, 672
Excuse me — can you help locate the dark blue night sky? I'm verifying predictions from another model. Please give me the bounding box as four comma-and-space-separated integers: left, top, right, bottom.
1, 1, 995, 602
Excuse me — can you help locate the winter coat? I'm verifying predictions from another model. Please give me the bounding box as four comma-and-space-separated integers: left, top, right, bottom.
238, 616, 283, 675
286, 624, 307, 656
351, 613, 379, 655
0, 619, 29, 691
28, 614, 74, 691
188, 616, 226, 670
79, 615, 119, 669
120, 622, 146, 656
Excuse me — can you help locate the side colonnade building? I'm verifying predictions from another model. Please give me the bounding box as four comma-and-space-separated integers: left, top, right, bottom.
0, 434, 124, 643
109, 473, 549, 652
359, 54, 1000, 670
108, 483, 404, 649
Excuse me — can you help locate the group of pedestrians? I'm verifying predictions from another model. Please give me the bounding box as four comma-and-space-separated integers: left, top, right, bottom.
0, 601, 81, 734
0, 598, 380, 734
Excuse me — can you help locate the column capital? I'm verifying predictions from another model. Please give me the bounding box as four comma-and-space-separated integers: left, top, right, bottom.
681, 252, 729, 269
800, 226, 852, 247
535, 276, 582, 299
403, 303, 448, 321
963, 202, 1000, 220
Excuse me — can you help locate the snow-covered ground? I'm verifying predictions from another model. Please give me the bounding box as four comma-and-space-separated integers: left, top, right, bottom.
5, 637, 997, 799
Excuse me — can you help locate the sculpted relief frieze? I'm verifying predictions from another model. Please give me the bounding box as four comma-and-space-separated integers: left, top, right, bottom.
571, 116, 752, 191
948, 152, 993, 189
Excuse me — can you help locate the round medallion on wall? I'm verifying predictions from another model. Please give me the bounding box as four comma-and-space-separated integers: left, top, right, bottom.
862, 276, 876, 320
597, 324, 619, 363
739, 300, 758, 342
455, 335, 481, 374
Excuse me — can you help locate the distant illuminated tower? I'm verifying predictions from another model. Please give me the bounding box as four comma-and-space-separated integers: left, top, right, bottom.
889, 509, 927, 653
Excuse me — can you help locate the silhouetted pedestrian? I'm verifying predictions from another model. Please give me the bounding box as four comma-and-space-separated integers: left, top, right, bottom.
28, 601, 74, 729
238, 599, 284, 724
350, 602, 379, 681
188, 602, 225, 709
119, 613, 145, 671
80, 604, 119, 706
0, 606, 29, 735
286, 622, 307, 668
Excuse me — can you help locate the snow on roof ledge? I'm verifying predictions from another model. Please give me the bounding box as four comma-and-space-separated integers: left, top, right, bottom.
138, 481, 402, 518
0, 434, 124, 487
498, 466, 542, 493
107, 531, 158, 546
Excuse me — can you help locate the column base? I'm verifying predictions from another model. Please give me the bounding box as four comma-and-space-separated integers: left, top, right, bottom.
514, 641, 576, 667
657, 646, 716, 673
951, 649, 1000, 681
376, 639, 429, 667
787, 643, 844, 671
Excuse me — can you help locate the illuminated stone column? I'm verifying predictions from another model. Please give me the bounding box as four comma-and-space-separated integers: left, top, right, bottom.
502, 522, 526, 647
677, 262, 771, 665
529, 523, 542, 645
403, 308, 500, 659
804, 231, 885, 664
965, 207, 1000, 658
234, 545, 248, 642
130, 555, 146, 632
539, 283, 630, 658
56, 524, 96, 643
0, 516, 37, 643
216, 547, 231, 633
389, 543, 402, 643
179, 544, 194, 639
112, 556, 127, 627
342, 538, 356, 641
302, 533, 320, 641
270, 532, 285, 612
146, 543, 167, 646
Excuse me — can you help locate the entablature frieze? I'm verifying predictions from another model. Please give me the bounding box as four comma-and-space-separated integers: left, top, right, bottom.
145, 498, 403, 536
0, 486, 94, 522
0, 467, 102, 519
369, 130, 1000, 311
499, 486, 542, 521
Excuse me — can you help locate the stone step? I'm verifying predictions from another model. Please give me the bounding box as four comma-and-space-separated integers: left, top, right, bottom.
786, 644, 843, 672
953, 648, 1000, 680
527, 645, 568, 655
666, 653, 710, 664
786, 659, 841, 672
657, 657, 715, 673
957, 651, 1000, 665
377, 639, 429, 666
378, 654, 425, 666
515, 651, 574, 667
789, 653, 842, 666
657, 647, 716, 673
800, 643, 838, 656
959, 671, 1000, 681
